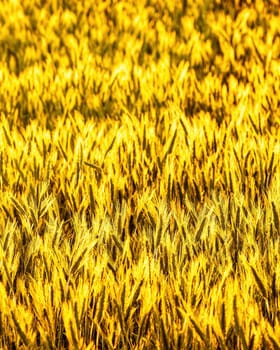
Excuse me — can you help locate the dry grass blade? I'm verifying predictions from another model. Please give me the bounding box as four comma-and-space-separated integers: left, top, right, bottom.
190, 317, 210, 348
10, 197, 26, 217
195, 217, 207, 242
70, 319, 79, 350
112, 234, 123, 253
107, 262, 118, 283
233, 296, 248, 350
162, 129, 177, 164
271, 272, 277, 302
251, 38, 265, 65
2, 125, 12, 147
88, 184, 95, 214
116, 303, 130, 348
96, 286, 106, 324
248, 335, 255, 350
250, 266, 267, 299
84, 161, 102, 173
3, 260, 14, 291
103, 136, 116, 161
124, 280, 143, 323
272, 201, 279, 234
233, 148, 242, 175
160, 318, 169, 350
11, 311, 30, 347
220, 302, 226, 335
136, 310, 151, 346
218, 203, 226, 230
248, 114, 259, 135
71, 248, 88, 275
268, 335, 280, 350
179, 118, 189, 146
58, 141, 68, 161
235, 206, 240, 229
155, 216, 163, 249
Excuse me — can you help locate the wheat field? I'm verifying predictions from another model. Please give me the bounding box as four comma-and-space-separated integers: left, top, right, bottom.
0, 0, 280, 349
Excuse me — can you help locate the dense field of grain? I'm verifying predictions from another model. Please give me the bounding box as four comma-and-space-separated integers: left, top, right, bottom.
0, 0, 280, 349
